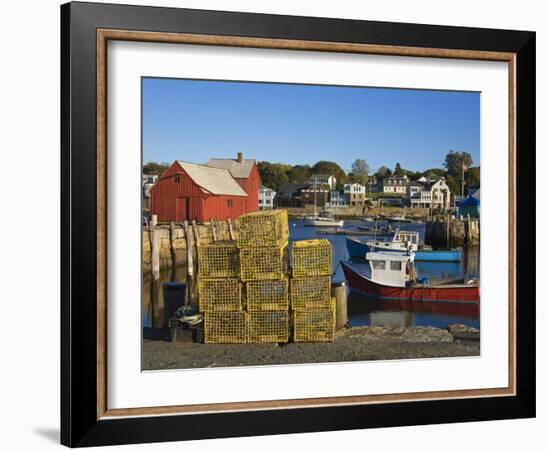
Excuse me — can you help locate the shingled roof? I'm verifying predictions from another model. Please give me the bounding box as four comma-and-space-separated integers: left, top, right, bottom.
177, 161, 247, 196
207, 158, 255, 178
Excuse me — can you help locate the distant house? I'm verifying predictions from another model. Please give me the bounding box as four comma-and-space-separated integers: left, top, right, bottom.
142, 174, 159, 209
258, 186, 275, 210
143, 174, 159, 185
276, 183, 307, 207
383, 175, 409, 194
150, 160, 252, 222
343, 183, 366, 207
307, 174, 337, 190
367, 176, 381, 193
467, 185, 480, 198
327, 190, 348, 209
300, 184, 330, 207
408, 178, 451, 210
207, 152, 260, 211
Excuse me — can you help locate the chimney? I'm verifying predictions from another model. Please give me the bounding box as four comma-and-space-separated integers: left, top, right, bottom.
237, 152, 243, 163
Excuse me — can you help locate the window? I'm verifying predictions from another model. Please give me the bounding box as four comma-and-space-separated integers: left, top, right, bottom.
174, 175, 180, 183
390, 261, 402, 271
227, 199, 233, 208
372, 260, 386, 270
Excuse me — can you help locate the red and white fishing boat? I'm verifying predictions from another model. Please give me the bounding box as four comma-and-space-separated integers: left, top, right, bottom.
341, 252, 479, 305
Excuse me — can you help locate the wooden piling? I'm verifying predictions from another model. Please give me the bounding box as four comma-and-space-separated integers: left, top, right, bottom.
184, 221, 197, 306
149, 220, 160, 281
227, 218, 235, 241
169, 221, 176, 279
210, 219, 218, 242
446, 214, 450, 248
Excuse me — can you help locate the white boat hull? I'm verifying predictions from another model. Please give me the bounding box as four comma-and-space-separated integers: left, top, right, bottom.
304, 218, 344, 227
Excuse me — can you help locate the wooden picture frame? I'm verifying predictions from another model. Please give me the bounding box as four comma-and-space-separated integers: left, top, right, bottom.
61, 2, 535, 447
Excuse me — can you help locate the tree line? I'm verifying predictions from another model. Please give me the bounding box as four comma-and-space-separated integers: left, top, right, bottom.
256, 150, 480, 195
143, 150, 480, 196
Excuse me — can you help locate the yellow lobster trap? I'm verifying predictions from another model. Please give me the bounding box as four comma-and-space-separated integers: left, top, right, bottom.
290, 275, 332, 310
198, 241, 239, 278
198, 278, 242, 312
236, 210, 289, 248
291, 239, 332, 277
248, 311, 289, 343
240, 243, 289, 281
204, 311, 247, 344
293, 299, 336, 342
246, 279, 289, 311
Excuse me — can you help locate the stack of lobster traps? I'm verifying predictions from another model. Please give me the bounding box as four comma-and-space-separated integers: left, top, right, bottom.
238, 210, 289, 343
198, 240, 247, 343
198, 211, 336, 344
198, 210, 290, 344
290, 239, 336, 342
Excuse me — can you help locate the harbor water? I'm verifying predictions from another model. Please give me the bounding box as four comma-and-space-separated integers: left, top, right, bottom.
143, 218, 480, 330
287, 218, 480, 329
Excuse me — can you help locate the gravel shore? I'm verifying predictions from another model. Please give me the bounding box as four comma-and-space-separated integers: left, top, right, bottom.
142, 325, 479, 370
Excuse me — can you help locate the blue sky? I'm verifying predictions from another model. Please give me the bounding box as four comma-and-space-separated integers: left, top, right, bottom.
142, 78, 480, 173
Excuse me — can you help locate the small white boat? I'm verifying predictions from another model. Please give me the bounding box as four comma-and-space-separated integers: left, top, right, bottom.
304, 215, 344, 227
387, 215, 414, 223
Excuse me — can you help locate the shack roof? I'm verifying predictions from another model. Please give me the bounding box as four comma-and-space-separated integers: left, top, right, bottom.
459, 195, 480, 206
177, 161, 247, 196
206, 158, 256, 178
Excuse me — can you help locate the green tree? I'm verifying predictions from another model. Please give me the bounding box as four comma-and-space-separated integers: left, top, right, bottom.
393, 162, 405, 176
422, 168, 447, 179
374, 166, 392, 183
350, 159, 370, 185
257, 161, 289, 192
143, 162, 170, 177
311, 161, 346, 186
288, 164, 311, 183
445, 174, 461, 196
465, 166, 480, 190
444, 150, 473, 178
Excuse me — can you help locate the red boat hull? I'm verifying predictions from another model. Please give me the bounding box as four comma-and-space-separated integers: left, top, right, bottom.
341, 262, 480, 306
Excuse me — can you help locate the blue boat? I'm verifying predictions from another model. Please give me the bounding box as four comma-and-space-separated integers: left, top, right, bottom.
345, 237, 462, 262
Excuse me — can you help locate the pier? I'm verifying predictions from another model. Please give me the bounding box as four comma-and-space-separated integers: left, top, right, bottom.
424, 215, 480, 247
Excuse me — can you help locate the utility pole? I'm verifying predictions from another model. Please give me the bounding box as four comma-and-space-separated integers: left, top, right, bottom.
461, 155, 466, 200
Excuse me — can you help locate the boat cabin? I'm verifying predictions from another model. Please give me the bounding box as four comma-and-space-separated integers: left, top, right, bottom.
366, 252, 414, 287
367, 231, 420, 252
392, 231, 419, 245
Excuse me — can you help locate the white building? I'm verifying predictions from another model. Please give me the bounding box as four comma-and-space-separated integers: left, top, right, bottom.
383, 175, 409, 194
307, 174, 337, 190
142, 174, 158, 201
344, 183, 366, 207
326, 190, 348, 208
258, 185, 275, 210
409, 178, 451, 209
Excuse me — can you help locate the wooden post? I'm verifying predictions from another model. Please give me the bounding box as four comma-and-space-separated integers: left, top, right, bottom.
149, 221, 160, 281
227, 218, 235, 241
446, 214, 450, 248
183, 221, 195, 306
169, 221, 177, 279
148, 219, 161, 327
191, 220, 201, 249
210, 219, 218, 242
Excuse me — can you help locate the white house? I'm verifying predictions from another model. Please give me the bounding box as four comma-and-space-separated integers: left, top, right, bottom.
383, 175, 409, 194
409, 178, 451, 209
258, 185, 275, 210
142, 174, 158, 201
307, 174, 337, 190
343, 183, 366, 207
